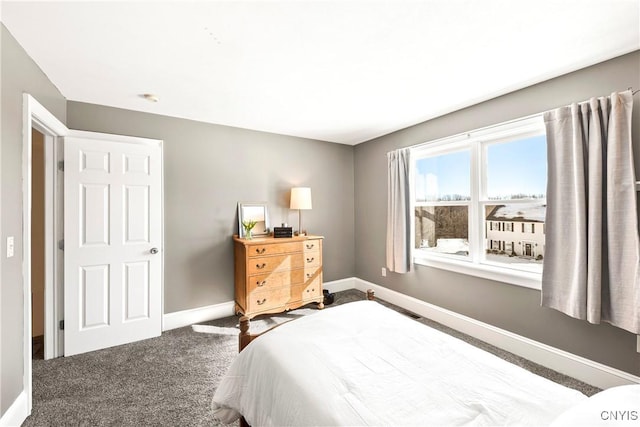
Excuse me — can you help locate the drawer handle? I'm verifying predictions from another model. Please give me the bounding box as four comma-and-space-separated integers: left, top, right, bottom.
306, 288, 316, 293
306, 273, 313, 278
306, 257, 314, 263
256, 280, 267, 287
256, 263, 267, 270
256, 298, 267, 305
256, 248, 266, 254
306, 243, 314, 249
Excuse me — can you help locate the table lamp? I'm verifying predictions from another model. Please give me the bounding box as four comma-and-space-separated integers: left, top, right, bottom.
290, 187, 312, 236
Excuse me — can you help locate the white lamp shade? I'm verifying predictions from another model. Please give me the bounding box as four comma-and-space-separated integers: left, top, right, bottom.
290, 187, 312, 210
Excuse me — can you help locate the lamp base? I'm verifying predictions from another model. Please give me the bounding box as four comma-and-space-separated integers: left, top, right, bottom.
296, 209, 306, 237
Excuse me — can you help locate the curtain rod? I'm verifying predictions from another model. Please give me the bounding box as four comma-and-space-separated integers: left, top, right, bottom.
388, 88, 639, 155
386, 112, 543, 155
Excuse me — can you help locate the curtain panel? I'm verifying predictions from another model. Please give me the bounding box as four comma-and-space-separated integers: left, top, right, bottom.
542, 90, 639, 334
386, 148, 412, 273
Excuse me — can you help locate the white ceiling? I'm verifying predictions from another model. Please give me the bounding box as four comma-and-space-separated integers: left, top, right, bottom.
2, 1, 639, 145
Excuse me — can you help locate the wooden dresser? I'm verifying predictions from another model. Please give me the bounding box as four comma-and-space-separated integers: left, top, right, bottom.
233, 235, 324, 319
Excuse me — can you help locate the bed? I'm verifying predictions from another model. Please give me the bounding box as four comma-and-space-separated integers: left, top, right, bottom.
212, 293, 598, 426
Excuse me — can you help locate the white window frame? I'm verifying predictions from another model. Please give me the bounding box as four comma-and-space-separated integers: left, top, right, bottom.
411, 115, 546, 290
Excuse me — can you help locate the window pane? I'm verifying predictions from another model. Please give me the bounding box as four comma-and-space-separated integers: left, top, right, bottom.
415, 150, 470, 202
415, 206, 468, 257
486, 135, 546, 200
484, 203, 545, 272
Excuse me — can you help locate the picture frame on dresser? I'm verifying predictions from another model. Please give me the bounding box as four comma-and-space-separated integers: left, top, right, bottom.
237, 202, 270, 237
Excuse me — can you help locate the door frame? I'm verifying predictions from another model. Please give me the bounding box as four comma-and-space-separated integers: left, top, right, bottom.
22, 94, 68, 413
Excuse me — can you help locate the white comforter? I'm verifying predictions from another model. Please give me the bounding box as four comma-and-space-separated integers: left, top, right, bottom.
212, 301, 587, 426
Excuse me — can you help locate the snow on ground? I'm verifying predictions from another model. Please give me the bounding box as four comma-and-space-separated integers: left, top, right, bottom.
417, 238, 542, 273
490, 203, 546, 222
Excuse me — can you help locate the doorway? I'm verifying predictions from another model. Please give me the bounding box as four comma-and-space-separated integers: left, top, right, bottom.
524, 243, 533, 257
31, 128, 46, 360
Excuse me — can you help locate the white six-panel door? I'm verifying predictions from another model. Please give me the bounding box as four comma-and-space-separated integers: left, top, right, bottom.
64, 134, 162, 356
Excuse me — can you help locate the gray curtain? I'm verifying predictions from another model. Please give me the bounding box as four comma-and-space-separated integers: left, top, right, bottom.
386, 148, 412, 273
542, 90, 639, 334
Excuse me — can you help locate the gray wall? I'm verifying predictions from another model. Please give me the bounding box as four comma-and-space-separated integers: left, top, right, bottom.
354, 50, 640, 376
0, 24, 67, 415
67, 103, 355, 313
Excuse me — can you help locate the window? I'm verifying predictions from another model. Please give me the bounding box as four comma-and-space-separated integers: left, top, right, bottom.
412, 116, 546, 288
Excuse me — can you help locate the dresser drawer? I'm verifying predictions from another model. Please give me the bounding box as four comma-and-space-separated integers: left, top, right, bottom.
248, 254, 305, 275
248, 269, 305, 292
293, 279, 322, 302
302, 240, 320, 253
246, 287, 292, 313
302, 252, 320, 268
302, 267, 321, 283
247, 241, 303, 258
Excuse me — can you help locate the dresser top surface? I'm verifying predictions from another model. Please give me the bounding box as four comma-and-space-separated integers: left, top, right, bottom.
233, 235, 323, 245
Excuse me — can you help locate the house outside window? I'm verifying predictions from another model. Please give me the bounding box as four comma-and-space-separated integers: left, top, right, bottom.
412, 116, 547, 289
485, 204, 545, 260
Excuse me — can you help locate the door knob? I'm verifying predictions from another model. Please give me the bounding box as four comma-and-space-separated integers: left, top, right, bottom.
150, 247, 159, 254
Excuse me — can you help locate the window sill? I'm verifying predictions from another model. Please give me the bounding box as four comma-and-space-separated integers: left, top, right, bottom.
413, 255, 542, 290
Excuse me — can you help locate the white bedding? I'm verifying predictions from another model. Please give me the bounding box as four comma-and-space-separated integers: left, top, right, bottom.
212, 300, 587, 426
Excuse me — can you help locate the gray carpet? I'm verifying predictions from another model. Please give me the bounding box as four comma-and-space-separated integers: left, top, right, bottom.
23, 289, 600, 426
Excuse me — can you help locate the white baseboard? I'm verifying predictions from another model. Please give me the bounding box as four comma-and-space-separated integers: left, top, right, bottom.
163, 301, 236, 331
0, 391, 28, 427
352, 278, 640, 390
323, 277, 358, 294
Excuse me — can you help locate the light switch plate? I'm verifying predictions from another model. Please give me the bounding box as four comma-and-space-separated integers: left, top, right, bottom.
7, 236, 14, 258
